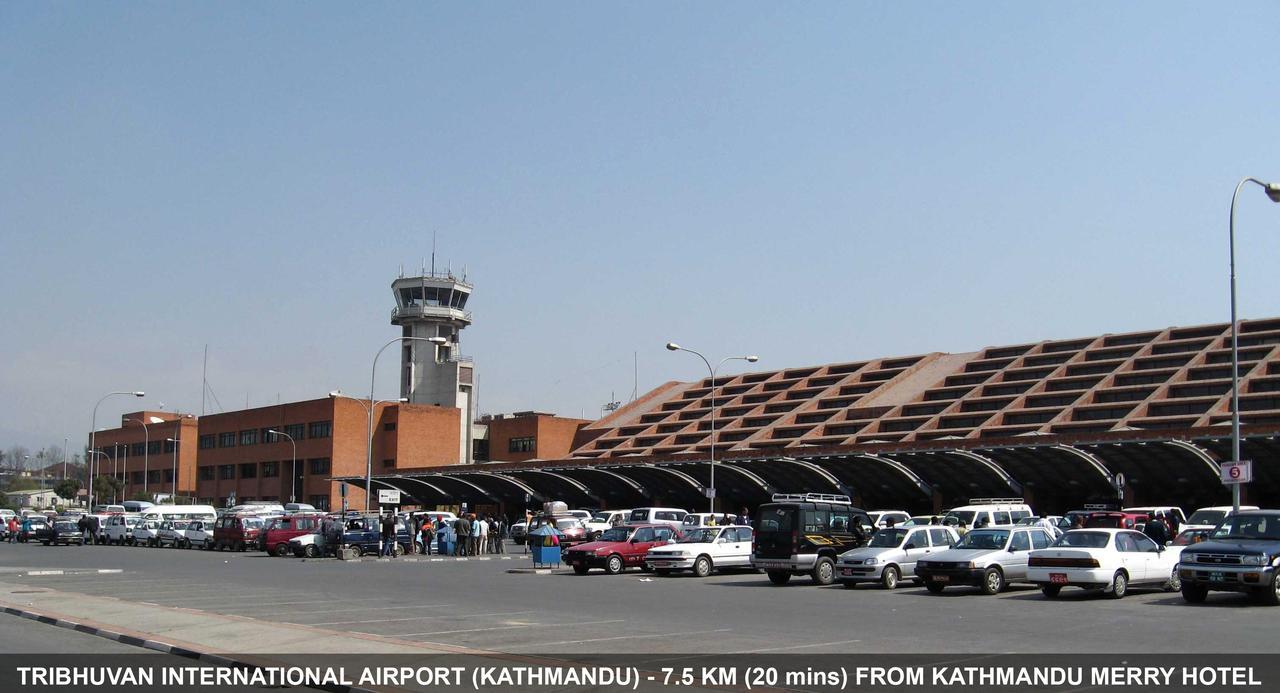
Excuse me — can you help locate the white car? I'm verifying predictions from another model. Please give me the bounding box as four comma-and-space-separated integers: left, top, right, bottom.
102, 514, 143, 545
133, 519, 162, 547
680, 513, 740, 530
914, 526, 1056, 594
1028, 528, 1183, 599
1182, 505, 1258, 533
157, 519, 190, 548
183, 520, 215, 549
584, 510, 631, 539
645, 525, 754, 577
868, 510, 911, 528
838, 526, 960, 589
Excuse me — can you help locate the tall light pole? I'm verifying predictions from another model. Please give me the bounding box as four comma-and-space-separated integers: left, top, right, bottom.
62, 436, 68, 480
88, 390, 144, 510
267, 429, 298, 503
330, 391, 410, 511
124, 417, 164, 497
665, 343, 759, 513
165, 438, 181, 501
86, 450, 110, 509
363, 336, 446, 511
1228, 177, 1280, 514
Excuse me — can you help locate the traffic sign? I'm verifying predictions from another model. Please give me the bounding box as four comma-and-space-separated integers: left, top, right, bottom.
1220, 461, 1252, 485
377, 489, 401, 504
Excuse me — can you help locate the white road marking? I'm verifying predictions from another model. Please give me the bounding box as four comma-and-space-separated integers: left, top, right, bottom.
527, 628, 732, 648
397, 619, 626, 638
309, 610, 537, 627
743, 639, 863, 653
262, 603, 455, 616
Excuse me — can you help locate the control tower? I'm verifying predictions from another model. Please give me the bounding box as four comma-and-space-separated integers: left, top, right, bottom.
391, 268, 475, 464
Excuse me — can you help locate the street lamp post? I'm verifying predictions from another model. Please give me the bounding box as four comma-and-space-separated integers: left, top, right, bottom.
267, 429, 298, 503
362, 336, 446, 511
1228, 177, 1280, 514
330, 391, 410, 511
665, 342, 759, 513
88, 391, 144, 510
86, 450, 110, 509
166, 438, 180, 501
124, 417, 163, 497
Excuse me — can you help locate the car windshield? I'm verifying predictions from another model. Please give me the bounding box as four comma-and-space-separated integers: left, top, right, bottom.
945, 511, 976, 526
1210, 514, 1280, 541
757, 507, 794, 533
869, 529, 909, 548
679, 528, 720, 543
1173, 530, 1208, 546
171, 521, 190, 529
591, 512, 614, 523
1052, 531, 1110, 548
555, 518, 582, 530
1188, 509, 1228, 526
598, 527, 630, 542
54, 522, 76, 531
954, 529, 1009, 550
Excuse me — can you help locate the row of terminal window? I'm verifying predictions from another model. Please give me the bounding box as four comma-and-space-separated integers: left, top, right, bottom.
197, 422, 332, 450
196, 458, 330, 481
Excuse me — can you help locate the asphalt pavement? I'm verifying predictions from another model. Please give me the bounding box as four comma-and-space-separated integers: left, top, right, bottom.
0, 539, 1274, 655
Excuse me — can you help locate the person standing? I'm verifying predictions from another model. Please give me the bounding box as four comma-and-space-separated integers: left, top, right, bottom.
421, 518, 435, 556
454, 514, 471, 557
380, 512, 396, 557
492, 516, 505, 554
469, 514, 482, 556
1144, 512, 1169, 546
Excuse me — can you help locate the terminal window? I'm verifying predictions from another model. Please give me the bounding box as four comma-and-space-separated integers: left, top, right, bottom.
198, 467, 214, 481
239, 463, 257, 479
218, 464, 235, 480
308, 458, 331, 475
509, 437, 536, 453
218, 432, 236, 448
240, 430, 258, 446
262, 461, 278, 477
198, 435, 215, 450
308, 421, 332, 439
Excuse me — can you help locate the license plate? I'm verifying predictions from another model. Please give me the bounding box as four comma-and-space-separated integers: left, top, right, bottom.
933, 575, 950, 583
571, 560, 583, 565
1210, 571, 1225, 583
840, 569, 853, 576
652, 561, 673, 567
1050, 573, 1068, 585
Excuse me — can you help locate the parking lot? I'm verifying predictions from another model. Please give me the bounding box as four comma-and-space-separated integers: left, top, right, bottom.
1, 540, 1277, 656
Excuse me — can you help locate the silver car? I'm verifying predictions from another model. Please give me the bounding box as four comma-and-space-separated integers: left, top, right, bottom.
837, 526, 959, 589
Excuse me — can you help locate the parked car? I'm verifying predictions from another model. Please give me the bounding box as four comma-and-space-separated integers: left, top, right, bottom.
1178, 509, 1280, 605
1084, 511, 1148, 531
680, 513, 740, 529
509, 519, 529, 543
626, 507, 688, 529
213, 514, 268, 551
583, 510, 632, 539
18, 516, 49, 543
915, 526, 1055, 595
838, 526, 960, 589
1124, 506, 1187, 527
1028, 528, 1182, 598
263, 514, 324, 556
156, 519, 190, 548
36, 520, 84, 546
752, 493, 873, 586
528, 516, 589, 547
182, 520, 215, 549
868, 510, 912, 528
1015, 516, 1065, 538
943, 499, 1033, 530
1182, 505, 1259, 533
646, 525, 754, 577
133, 519, 162, 547
900, 515, 943, 527
1173, 528, 1213, 546
564, 524, 677, 574
102, 514, 143, 545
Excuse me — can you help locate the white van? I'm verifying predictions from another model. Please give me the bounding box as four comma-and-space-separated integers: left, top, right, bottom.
943, 498, 1033, 529
141, 504, 218, 524
627, 507, 688, 528
228, 503, 285, 515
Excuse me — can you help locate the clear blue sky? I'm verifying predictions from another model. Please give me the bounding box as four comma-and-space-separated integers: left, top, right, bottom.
2, 3, 1279, 451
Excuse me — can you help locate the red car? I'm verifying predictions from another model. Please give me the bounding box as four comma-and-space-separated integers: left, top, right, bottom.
262, 514, 325, 556
562, 524, 679, 575
1084, 511, 1148, 530
213, 514, 269, 551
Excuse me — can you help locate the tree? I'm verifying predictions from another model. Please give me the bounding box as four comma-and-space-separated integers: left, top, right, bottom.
53, 478, 81, 503
129, 490, 151, 502
94, 475, 124, 504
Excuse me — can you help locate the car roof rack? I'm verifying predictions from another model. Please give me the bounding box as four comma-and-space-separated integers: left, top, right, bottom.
966, 497, 1026, 505
770, 493, 852, 504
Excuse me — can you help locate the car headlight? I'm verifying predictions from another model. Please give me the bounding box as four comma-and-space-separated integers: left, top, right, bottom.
862, 557, 880, 565
967, 561, 979, 569
1241, 554, 1267, 566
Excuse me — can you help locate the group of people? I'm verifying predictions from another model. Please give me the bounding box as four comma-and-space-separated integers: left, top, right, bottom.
411, 513, 508, 557
1141, 510, 1180, 545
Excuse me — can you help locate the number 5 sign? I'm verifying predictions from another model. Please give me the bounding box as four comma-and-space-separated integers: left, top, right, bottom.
1220, 461, 1253, 485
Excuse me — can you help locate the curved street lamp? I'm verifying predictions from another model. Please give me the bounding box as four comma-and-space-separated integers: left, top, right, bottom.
329, 390, 410, 511
1228, 177, 1280, 513
88, 391, 144, 509
665, 342, 759, 513
267, 429, 298, 504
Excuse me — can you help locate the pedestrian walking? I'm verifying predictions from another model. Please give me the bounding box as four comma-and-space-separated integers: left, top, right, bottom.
493, 516, 505, 554
470, 514, 482, 556
1144, 512, 1169, 546
380, 512, 396, 557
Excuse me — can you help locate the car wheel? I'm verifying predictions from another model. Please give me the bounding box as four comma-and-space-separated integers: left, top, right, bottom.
811, 557, 835, 585
880, 565, 900, 590
654, 569, 672, 576
1041, 585, 1062, 598
605, 554, 625, 575
693, 556, 713, 578
1180, 583, 1208, 603
1163, 570, 1182, 593
1107, 570, 1128, 599
980, 567, 1004, 595
1261, 572, 1280, 607
572, 564, 590, 575
925, 581, 945, 594
394, 542, 406, 557
235, 541, 246, 552
272, 543, 289, 557
304, 544, 320, 558
41, 541, 50, 546
767, 570, 792, 586
127, 537, 135, 546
